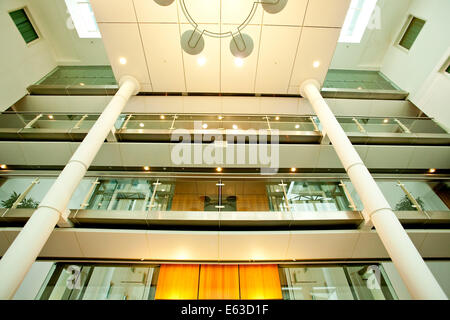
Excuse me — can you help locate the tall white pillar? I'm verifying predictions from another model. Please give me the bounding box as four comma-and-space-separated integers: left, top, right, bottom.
0, 76, 140, 299
300, 79, 447, 300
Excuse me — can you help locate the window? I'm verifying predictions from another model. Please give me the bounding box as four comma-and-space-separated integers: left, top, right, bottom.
398, 16, 425, 50
9, 8, 39, 44
339, 0, 378, 43
65, 0, 101, 38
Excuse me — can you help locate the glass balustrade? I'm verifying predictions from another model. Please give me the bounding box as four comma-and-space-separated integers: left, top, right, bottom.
37, 263, 397, 300
1, 176, 448, 214
0, 113, 447, 138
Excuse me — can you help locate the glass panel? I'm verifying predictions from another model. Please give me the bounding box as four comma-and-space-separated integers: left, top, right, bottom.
266, 181, 290, 211
346, 265, 397, 300
36, 66, 116, 86
358, 118, 403, 133
400, 118, 447, 134
0, 177, 39, 209
399, 17, 425, 50
323, 70, 398, 90
279, 265, 396, 300
39, 264, 159, 300
121, 115, 173, 130
0, 113, 28, 129
267, 116, 316, 131
221, 179, 270, 211
376, 181, 416, 211
87, 179, 153, 211
285, 181, 352, 211
336, 117, 364, 133
27, 114, 85, 131
402, 181, 449, 211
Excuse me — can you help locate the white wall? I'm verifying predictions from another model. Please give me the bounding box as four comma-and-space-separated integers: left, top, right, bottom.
0, 0, 57, 111
381, 0, 450, 130
330, 0, 412, 70
31, 0, 109, 66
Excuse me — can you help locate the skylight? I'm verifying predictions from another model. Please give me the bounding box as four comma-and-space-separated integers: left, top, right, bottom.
65, 0, 100, 38
339, 0, 378, 43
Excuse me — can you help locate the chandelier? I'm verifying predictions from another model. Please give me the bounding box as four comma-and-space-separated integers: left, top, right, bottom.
154, 0, 288, 58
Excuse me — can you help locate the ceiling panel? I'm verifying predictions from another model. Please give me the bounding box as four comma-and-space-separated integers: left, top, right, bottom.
221, 0, 263, 25
179, 0, 220, 24
140, 24, 186, 92
133, 0, 178, 23
290, 27, 341, 87
304, 0, 352, 27
181, 23, 221, 92
255, 26, 301, 94
262, 0, 308, 26
98, 23, 152, 85
76, 0, 351, 94
221, 25, 260, 93
90, 0, 136, 23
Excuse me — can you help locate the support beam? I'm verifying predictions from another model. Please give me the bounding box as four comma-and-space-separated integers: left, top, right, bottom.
300, 79, 447, 300
0, 76, 140, 299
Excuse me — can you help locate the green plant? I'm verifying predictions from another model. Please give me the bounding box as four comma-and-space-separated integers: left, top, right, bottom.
0, 191, 39, 209
394, 195, 425, 211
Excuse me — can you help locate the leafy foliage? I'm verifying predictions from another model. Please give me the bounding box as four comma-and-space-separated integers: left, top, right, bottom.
0, 191, 39, 209
394, 195, 425, 211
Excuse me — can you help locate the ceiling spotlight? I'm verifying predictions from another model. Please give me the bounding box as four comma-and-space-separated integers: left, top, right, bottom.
0, 164, 6, 169
295, 124, 300, 129
383, 119, 389, 123
290, 167, 297, 173
202, 123, 208, 129
139, 123, 145, 128
357, 86, 363, 90
218, 115, 223, 120
119, 57, 127, 65
197, 56, 206, 66
275, 189, 280, 192
275, 116, 280, 121
429, 168, 436, 174
313, 61, 321, 68
79, 82, 85, 86
232, 124, 238, 130
216, 167, 223, 172
48, 115, 54, 119
235, 57, 244, 67
160, 115, 165, 120
143, 166, 150, 171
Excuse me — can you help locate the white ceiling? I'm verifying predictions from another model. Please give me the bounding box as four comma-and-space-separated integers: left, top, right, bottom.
90, 0, 351, 94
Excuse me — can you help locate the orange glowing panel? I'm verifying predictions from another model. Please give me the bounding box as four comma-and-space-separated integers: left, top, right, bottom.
155, 264, 200, 300
198, 265, 240, 300
239, 265, 282, 300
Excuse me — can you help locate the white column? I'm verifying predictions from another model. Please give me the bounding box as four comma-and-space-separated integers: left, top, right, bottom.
300, 79, 447, 300
0, 76, 140, 300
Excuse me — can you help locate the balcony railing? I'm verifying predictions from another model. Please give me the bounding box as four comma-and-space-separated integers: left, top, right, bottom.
0, 113, 448, 145
1, 175, 448, 229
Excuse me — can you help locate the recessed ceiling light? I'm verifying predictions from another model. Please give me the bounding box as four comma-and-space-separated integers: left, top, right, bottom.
160, 115, 165, 120
429, 168, 436, 173
313, 61, 321, 68
197, 56, 206, 66
275, 189, 280, 192
79, 82, 85, 86
275, 116, 280, 121
202, 123, 208, 129
119, 57, 127, 65
218, 115, 223, 120
357, 86, 363, 90
143, 166, 150, 171
290, 167, 297, 173
139, 123, 145, 128
216, 167, 223, 172
232, 124, 238, 130
48, 115, 54, 119
383, 119, 389, 123
0, 164, 6, 169
235, 57, 244, 67
295, 124, 300, 129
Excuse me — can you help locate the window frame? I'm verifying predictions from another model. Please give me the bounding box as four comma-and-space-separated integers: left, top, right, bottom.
395, 14, 426, 53
8, 6, 41, 46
